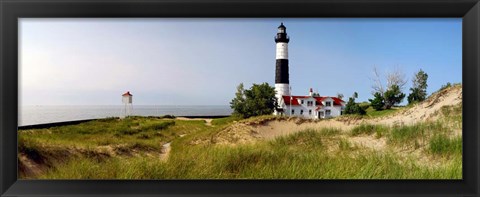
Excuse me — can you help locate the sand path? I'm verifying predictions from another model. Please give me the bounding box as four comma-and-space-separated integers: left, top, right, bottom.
176, 117, 213, 126
160, 142, 171, 161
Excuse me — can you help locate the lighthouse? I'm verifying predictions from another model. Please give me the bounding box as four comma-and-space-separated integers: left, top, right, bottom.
272, 23, 346, 119
274, 23, 290, 114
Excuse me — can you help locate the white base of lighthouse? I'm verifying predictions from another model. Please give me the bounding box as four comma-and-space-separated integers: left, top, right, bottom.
275, 83, 290, 110
275, 83, 290, 97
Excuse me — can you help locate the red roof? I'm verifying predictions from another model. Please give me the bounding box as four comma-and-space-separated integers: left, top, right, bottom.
282, 95, 344, 106
282, 96, 301, 105
331, 97, 345, 105
314, 97, 344, 106
122, 91, 132, 96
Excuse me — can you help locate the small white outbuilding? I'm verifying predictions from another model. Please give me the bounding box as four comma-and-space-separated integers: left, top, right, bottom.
122, 91, 133, 117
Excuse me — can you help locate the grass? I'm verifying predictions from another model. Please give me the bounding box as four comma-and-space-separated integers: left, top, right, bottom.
18, 116, 209, 178
211, 116, 242, 126
365, 107, 399, 118
19, 117, 195, 150
350, 124, 388, 138
338, 138, 355, 151
20, 101, 462, 179
270, 129, 324, 149
349, 121, 454, 150
37, 127, 461, 179
338, 106, 402, 121
429, 134, 462, 156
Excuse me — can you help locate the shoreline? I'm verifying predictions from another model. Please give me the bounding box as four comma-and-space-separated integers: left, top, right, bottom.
18, 115, 230, 130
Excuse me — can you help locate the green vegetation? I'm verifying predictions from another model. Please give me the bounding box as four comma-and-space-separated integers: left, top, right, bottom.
18, 116, 210, 178
349, 120, 458, 149
350, 124, 388, 138
19, 93, 462, 179
31, 124, 461, 179
369, 67, 408, 110
365, 106, 398, 118
344, 92, 366, 115
408, 69, 429, 104
383, 84, 406, 109
211, 116, 242, 126
230, 82, 277, 118
429, 134, 462, 156
369, 92, 385, 111
19, 117, 183, 150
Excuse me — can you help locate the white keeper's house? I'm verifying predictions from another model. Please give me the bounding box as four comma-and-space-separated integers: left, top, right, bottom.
272, 23, 346, 119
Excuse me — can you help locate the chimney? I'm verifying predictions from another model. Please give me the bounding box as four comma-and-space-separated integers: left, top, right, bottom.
309, 88, 313, 96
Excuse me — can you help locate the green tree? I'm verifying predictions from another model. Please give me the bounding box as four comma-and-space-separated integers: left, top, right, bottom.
344, 92, 366, 115
230, 83, 277, 118
384, 84, 405, 109
369, 92, 385, 110
336, 93, 344, 100
230, 83, 246, 117
408, 69, 428, 104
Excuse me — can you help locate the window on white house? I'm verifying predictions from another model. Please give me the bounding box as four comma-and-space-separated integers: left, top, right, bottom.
300, 110, 304, 115
291, 109, 295, 115
309, 110, 312, 115
301, 100, 304, 104
326, 110, 331, 116
307, 101, 313, 106
326, 101, 332, 107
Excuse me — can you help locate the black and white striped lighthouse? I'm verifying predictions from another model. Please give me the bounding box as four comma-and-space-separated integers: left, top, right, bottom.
274, 23, 290, 103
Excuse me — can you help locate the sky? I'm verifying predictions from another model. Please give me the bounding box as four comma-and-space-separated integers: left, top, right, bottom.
19, 18, 462, 106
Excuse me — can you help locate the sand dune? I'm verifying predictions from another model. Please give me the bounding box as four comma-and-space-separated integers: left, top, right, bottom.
209, 85, 462, 145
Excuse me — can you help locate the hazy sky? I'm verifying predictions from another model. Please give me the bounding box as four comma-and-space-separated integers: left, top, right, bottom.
19, 18, 461, 106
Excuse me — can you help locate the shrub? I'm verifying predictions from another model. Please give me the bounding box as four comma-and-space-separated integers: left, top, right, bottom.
344, 92, 366, 115
162, 115, 176, 119
384, 85, 405, 109
408, 69, 428, 104
369, 92, 385, 111
230, 83, 277, 118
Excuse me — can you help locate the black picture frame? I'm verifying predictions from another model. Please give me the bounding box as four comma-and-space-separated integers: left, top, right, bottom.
1, 0, 479, 196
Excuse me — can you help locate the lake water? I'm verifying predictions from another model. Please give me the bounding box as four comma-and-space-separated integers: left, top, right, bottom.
19, 105, 232, 126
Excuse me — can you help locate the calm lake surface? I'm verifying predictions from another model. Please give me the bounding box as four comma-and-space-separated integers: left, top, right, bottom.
19, 105, 232, 126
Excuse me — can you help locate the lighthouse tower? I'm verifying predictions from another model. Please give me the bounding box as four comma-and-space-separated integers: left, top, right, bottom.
274, 23, 290, 113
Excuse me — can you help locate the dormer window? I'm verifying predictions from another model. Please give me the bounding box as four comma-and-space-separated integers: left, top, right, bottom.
307, 101, 313, 106
326, 101, 332, 107
301, 100, 304, 104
